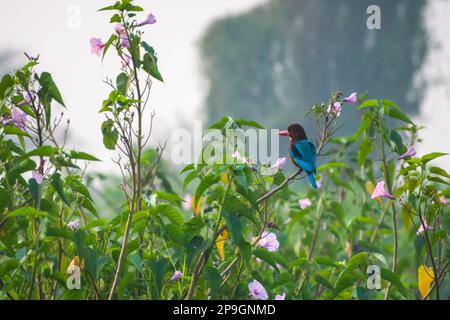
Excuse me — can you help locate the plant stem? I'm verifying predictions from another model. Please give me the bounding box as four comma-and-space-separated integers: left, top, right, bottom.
379, 131, 398, 300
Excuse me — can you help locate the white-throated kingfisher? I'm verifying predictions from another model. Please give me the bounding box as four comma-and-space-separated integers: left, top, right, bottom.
278, 124, 317, 188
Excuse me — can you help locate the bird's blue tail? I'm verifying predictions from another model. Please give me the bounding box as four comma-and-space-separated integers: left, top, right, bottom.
307, 173, 317, 189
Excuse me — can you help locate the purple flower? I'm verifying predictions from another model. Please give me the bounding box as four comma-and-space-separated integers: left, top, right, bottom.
258, 231, 279, 252
343, 92, 358, 104
114, 24, 125, 34
11, 108, 28, 129
398, 146, 417, 160
68, 219, 80, 231
32, 171, 43, 184
248, 280, 268, 300
371, 181, 395, 200
298, 198, 312, 210
137, 13, 157, 27
327, 102, 342, 117
17, 91, 35, 107
316, 176, 323, 189
170, 270, 183, 281
275, 293, 286, 300
90, 37, 105, 56
232, 150, 255, 170
439, 196, 446, 205
183, 195, 192, 209
272, 157, 287, 170
416, 220, 433, 235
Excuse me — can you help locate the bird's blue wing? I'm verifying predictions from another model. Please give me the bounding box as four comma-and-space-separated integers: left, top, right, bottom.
292, 140, 317, 173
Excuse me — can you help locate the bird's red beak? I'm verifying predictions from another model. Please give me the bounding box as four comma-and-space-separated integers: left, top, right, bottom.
278, 130, 289, 136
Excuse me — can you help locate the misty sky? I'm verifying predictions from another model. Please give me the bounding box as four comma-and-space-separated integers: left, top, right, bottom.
1, 0, 449, 171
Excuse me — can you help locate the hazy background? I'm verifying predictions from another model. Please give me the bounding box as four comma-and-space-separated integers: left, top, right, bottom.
1, 0, 449, 173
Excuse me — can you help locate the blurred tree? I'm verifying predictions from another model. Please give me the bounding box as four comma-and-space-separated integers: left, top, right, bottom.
201, 0, 426, 135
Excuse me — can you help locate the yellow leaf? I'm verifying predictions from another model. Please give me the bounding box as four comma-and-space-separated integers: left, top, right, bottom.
215, 227, 229, 260
418, 264, 434, 299
220, 173, 229, 184
366, 181, 381, 204
216, 240, 225, 260
191, 196, 202, 217
401, 206, 411, 230
69, 256, 84, 272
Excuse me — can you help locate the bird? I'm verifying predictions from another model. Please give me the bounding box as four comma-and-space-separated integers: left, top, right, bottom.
278, 124, 317, 188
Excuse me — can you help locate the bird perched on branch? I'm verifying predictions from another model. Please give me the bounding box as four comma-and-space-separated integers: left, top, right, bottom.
278, 124, 317, 188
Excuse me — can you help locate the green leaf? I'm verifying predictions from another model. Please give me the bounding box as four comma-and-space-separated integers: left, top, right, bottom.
2, 126, 30, 137
313, 256, 340, 267
46, 227, 75, 241
332, 252, 368, 299
116, 72, 129, 95
380, 268, 412, 299
37, 72, 65, 107
235, 118, 264, 129
155, 191, 183, 206
0, 74, 14, 100
51, 173, 70, 206
156, 204, 184, 226
224, 211, 242, 243
385, 107, 414, 125
208, 116, 233, 130
421, 152, 448, 164
142, 52, 164, 82
358, 137, 373, 166
102, 34, 118, 60
69, 151, 100, 161
428, 176, 449, 186
8, 206, 47, 218
430, 166, 450, 179
194, 174, 218, 208
147, 257, 169, 299
110, 13, 121, 23
204, 267, 221, 299
253, 248, 288, 271
101, 119, 119, 150
163, 223, 186, 243
28, 178, 41, 208
238, 240, 253, 272
357, 99, 378, 110
26, 146, 58, 157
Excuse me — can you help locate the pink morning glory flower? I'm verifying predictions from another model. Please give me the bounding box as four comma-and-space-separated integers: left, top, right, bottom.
68, 219, 80, 231
275, 293, 286, 300
11, 108, 28, 129
248, 280, 268, 300
272, 157, 287, 170
416, 220, 433, 235
90, 37, 105, 56
343, 92, 358, 104
298, 198, 312, 210
232, 150, 255, 170
137, 13, 157, 27
17, 91, 35, 107
371, 181, 395, 200
439, 196, 446, 205
170, 270, 183, 281
183, 195, 192, 209
327, 102, 342, 117
398, 146, 417, 160
114, 24, 130, 48
32, 171, 43, 184
258, 231, 279, 252
316, 176, 323, 189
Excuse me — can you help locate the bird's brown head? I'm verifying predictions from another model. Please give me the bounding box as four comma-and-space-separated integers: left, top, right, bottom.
278, 124, 307, 141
